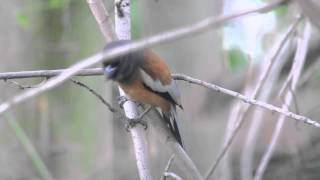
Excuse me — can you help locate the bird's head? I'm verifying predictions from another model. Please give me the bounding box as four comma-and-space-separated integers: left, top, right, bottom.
103, 40, 144, 84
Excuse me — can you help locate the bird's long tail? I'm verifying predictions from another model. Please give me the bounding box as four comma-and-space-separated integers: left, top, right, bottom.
163, 106, 183, 147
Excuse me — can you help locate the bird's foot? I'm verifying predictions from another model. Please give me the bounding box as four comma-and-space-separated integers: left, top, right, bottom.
124, 106, 153, 131
125, 118, 148, 131
117, 95, 143, 109
117, 95, 129, 109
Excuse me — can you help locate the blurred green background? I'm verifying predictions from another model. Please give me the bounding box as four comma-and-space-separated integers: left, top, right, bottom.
1, 0, 320, 180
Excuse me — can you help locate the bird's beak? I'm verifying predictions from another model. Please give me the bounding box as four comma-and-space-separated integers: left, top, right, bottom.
104, 65, 117, 80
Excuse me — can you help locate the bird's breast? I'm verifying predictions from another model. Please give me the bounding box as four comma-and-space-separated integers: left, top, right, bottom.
119, 80, 171, 112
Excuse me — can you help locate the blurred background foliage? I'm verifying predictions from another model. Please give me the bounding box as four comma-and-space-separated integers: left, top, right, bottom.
1, 0, 320, 179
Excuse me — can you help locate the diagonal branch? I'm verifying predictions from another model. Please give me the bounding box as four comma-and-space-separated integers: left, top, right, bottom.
0, 0, 286, 116
174, 74, 320, 128
254, 21, 312, 180
70, 79, 116, 112
204, 15, 302, 179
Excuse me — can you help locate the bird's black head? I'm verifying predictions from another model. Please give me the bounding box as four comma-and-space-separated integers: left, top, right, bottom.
103, 40, 144, 84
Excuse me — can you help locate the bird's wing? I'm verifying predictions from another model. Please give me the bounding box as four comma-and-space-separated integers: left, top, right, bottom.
140, 69, 182, 107
140, 50, 182, 107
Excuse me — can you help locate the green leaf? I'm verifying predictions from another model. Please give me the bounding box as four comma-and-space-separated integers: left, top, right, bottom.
49, 0, 66, 9
273, 4, 288, 17
131, 0, 141, 39
16, 12, 30, 28
226, 47, 249, 71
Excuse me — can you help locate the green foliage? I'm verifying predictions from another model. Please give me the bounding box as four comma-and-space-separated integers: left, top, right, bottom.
226, 47, 249, 71
16, 12, 30, 28
5, 114, 53, 180
273, 3, 289, 17
131, 0, 141, 39
49, 0, 69, 9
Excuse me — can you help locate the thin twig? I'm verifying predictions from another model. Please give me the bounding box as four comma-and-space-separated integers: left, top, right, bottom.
240, 36, 292, 180
0, 70, 317, 128
4, 79, 48, 89
70, 79, 116, 112
205, 15, 302, 179
254, 21, 312, 180
174, 74, 320, 128
0, 0, 285, 121
288, 87, 300, 115
0, 68, 103, 79
299, 57, 320, 87
5, 114, 53, 180
146, 108, 204, 180
161, 155, 175, 180
163, 172, 183, 180
165, 155, 175, 172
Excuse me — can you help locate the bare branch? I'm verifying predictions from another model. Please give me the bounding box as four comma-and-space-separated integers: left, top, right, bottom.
0, 68, 103, 79
161, 155, 175, 180
1, 68, 317, 128
146, 109, 204, 180
299, 57, 320, 87
4, 79, 48, 89
163, 172, 183, 180
70, 79, 116, 112
174, 73, 320, 127
254, 21, 312, 180
0, 0, 285, 122
241, 35, 293, 180
1, 69, 317, 128
0, 2, 285, 179
204, 15, 301, 179
89, 0, 154, 178
86, 0, 117, 41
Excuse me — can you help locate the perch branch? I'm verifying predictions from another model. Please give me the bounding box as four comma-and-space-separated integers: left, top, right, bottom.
88, 0, 154, 179
1, 70, 318, 128
0, 0, 284, 122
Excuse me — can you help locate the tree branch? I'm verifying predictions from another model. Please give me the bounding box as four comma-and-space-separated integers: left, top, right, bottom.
146, 108, 204, 180
70, 79, 116, 112
241, 16, 301, 180
87, 0, 154, 179
0, 0, 286, 116
205, 15, 301, 179
2, 70, 318, 129
174, 74, 320, 128
0, 68, 103, 79
254, 21, 312, 180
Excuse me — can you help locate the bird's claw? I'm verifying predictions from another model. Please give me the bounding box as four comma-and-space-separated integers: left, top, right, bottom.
117, 95, 143, 108
117, 95, 129, 109
125, 118, 148, 131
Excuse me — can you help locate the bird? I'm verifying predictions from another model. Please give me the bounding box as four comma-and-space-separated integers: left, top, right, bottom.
102, 40, 183, 146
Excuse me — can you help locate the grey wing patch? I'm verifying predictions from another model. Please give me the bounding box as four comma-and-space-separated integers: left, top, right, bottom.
140, 69, 182, 107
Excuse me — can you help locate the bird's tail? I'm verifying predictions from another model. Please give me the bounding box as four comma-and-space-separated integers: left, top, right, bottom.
163, 106, 183, 147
